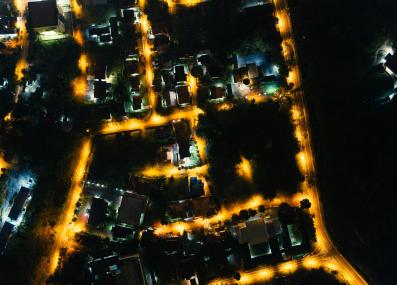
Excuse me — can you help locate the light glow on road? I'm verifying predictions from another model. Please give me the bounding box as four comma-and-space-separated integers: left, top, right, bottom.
14, 0, 27, 14
15, 58, 27, 82
0, 153, 10, 175
72, 76, 88, 97
73, 29, 84, 46
236, 156, 253, 182
49, 139, 92, 274
71, 0, 83, 18
78, 53, 90, 74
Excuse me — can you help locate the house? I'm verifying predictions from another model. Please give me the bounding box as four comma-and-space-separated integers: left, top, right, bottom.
111, 225, 132, 240
159, 143, 179, 165
287, 224, 303, 247
83, 0, 108, 5
129, 76, 141, 91
121, 8, 139, 23
154, 34, 170, 54
162, 90, 178, 107
114, 256, 145, 285
176, 85, 191, 106
117, 192, 148, 227
8, 187, 30, 221
88, 197, 108, 227
233, 218, 272, 258
188, 177, 204, 198
94, 81, 109, 100
57, 0, 73, 34
174, 65, 187, 83
93, 60, 108, 81
132, 96, 143, 110
191, 196, 216, 218
210, 85, 225, 100
88, 253, 121, 284
167, 200, 193, 222
124, 55, 140, 77
0, 222, 14, 255
166, 176, 190, 202
161, 237, 182, 256
172, 120, 191, 160
89, 24, 113, 44
241, 0, 271, 9
0, 16, 17, 41
89, 253, 144, 285
28, 0, 58, 31
385, 53, 397, 76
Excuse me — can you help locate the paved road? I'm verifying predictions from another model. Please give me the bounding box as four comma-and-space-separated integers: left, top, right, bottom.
273, 0, 369, 284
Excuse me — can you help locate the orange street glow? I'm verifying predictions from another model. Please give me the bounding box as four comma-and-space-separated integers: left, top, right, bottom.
78, 53, 89, 74
71, 0, 83, 18
14, 0, 27, 14
236, 156, 253, 181
0, 153, 10, 175
49, 139, 92, 274
278, 260, 298, 274
15, 58, 27, 81
72, 76, 88, 97
73, 29, 84, 46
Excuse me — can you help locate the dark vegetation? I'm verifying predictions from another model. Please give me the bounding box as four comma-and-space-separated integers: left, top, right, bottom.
288, 0, 397, 283
197, 102, 302, 201
0, 118, 82, 284
145, 0, 287, 78
278, 268, 344, 285
88, 133, 160, 186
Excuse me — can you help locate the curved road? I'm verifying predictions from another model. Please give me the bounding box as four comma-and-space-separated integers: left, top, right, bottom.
273, 0, 368, 284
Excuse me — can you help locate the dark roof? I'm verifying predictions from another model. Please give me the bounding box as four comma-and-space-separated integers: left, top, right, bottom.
132, 96, 142, 110
109, 17, 119, 38
233, 67, 248, 83
129, 75, 141, 90
385, 53, 397, 75
192, 196, 216, 217
100, 34, 113, 43
210, 86, 225, 99
89, 254, 120, 284
161, 237, 182, 255
94, 81, 108, 100
122, 9, 135, 21
117, 192, 148, 226
189, 177, 204, 198
114, 258, 143, 285
8, 187, 30, 221
88, 198, 108, 227
176, 85, 191, 105
0, 222, 14, 254
174, 65, 186, 83
111, 225, 132, 240
173, 120, 191, 159
94, 61, 107, 80
124, 59, 139, 76
28, 0, 58, 29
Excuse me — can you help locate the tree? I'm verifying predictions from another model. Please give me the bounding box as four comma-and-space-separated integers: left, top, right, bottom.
239, 209, 249, 220
234, 272, 241, 281
300, 198, 311, 209
258, 205, 266, 213
231, 213, 239, 223
248, 208, 257, 217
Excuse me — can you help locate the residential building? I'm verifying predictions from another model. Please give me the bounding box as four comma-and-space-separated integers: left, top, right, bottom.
0, 222, 14, 255
88, 197, 108, 227
8, 187, 30, 221
385, 53, 397, 76
117, 191, 148, 227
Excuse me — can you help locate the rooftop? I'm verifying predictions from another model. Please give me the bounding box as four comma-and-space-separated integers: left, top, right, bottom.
117, 192, 148, 226
88, 197, 108, 227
